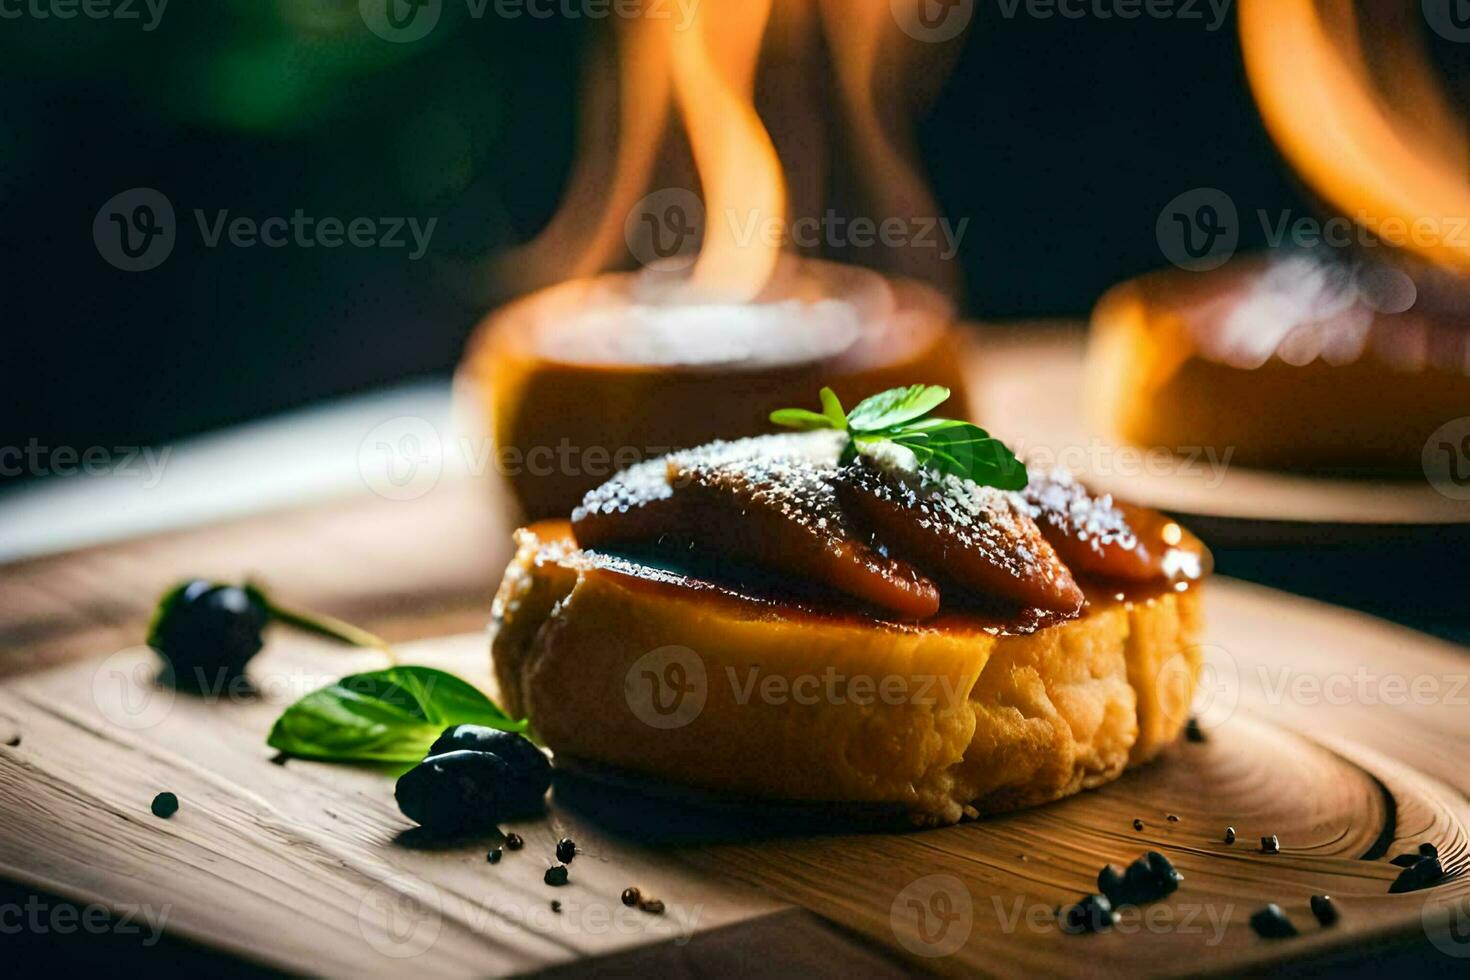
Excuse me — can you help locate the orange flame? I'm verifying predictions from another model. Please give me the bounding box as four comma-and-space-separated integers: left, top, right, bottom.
493, 1, 970, 303
1240, 0, 1470, 275
668, 0, 786, 301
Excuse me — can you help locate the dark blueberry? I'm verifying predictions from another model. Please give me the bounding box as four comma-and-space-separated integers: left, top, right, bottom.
1249, 904, 1297, 939
426, 726, 550, 817
1110, 858, 1169, 906
1261, 835, 1280, 854
505, 833, 524, 851
639, 898, 665, 915
551, 900, 562, 913
1132, 819, 1144, 831
149, 580, 270, 689
1185, 717, 1207, 743
1097, 865, 1126, 904
1061, 894, 1116, 934
1309, 895, 1338, 926
1391, 852, 1422, 868
1224, 827, 1236, 844
544, 865, 569, 887
621, 887, 641, 907
556, 838, 577, 863
150, 792, 179, 818
1146, 851, 1183, 893
394, 750, 516, 835
1420, 842, 1440, 860
487, 847, 503, 864
1389, 856, 1444, 894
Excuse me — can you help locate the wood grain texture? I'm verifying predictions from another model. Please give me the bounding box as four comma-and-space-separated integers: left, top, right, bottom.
0, 582, 1467, 975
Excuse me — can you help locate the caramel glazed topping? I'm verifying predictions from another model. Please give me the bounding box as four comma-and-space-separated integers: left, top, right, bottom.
571, 431, 1209, 624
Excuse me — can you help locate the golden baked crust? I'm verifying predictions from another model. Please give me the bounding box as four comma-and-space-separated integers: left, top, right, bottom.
492, 522, 1204, 824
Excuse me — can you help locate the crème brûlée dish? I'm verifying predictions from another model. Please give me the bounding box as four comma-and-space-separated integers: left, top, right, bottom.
489, 393, 1211, 825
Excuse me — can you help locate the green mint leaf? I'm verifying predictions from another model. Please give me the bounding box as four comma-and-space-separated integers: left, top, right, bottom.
267, 666, 527, 763
891, 422, 1028, 490
768, 408, 836, 431
845, 384, 950, 432
819, 387, 848, 430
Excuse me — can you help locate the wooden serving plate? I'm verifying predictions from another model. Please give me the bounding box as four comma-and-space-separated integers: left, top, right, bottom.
1, 572, 1467, 975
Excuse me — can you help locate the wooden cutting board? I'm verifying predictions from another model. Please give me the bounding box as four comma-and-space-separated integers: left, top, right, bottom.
1, 563, 1467, 975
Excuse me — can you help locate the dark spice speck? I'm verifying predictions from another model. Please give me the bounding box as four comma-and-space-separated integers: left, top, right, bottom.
1185, 717, 1207, 743
544, 865, 569, 887
487, 847, 502, 864
551, 900, 562, 913
1261, 835, 1279, 854
1166, 814, 1179, 823
1132, 819, 1144, 831
638, 898, 665, 915
505, 833, 524, 851
1310, 895, 1338, 926
150, 792, 179, 819
4, 735, 20, 747
556, 837, 577, 863
621, 887, 641, 907
1224, 827, 1236, 844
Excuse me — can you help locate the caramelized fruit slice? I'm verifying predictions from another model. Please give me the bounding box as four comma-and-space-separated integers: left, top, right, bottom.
572, 434, 941, 620
835, 458, 1084, 615
1021, 468, 1211, 582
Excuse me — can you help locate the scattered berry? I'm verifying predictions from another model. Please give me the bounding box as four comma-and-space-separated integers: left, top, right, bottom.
1310, 895, 1338, 926
544, 865, 569, 887
1261, 835, 1280, 854
1132, 819, 1144, 831
556, 837, 577, 863
551, 900, 562, 913
621, 887, 641, 907
1061, 894, 1116, 934
487, 847, 503, 864
1389, 856, 1444, 894
150, 792, 179, 819
505, 833, 524, 850
1250, 904, 1297, 939
1224, 827, 1236, 845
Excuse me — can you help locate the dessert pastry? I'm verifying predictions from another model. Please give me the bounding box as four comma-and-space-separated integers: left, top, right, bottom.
489, 390, 1210, 824
1087, 255, 1470, 472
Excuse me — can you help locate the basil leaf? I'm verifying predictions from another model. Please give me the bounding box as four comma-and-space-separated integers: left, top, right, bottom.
769, 408, 835, 431
267, 666, 527, 763
818, 387, 848, 430
893, 422, 1028, 490
846, 384, 950, 432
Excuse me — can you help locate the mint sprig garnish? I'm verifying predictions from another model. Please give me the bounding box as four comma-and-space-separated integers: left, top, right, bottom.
770, 384, 1028, 491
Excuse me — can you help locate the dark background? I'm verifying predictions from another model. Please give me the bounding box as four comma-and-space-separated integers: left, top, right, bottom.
0, 2, 1312, 467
